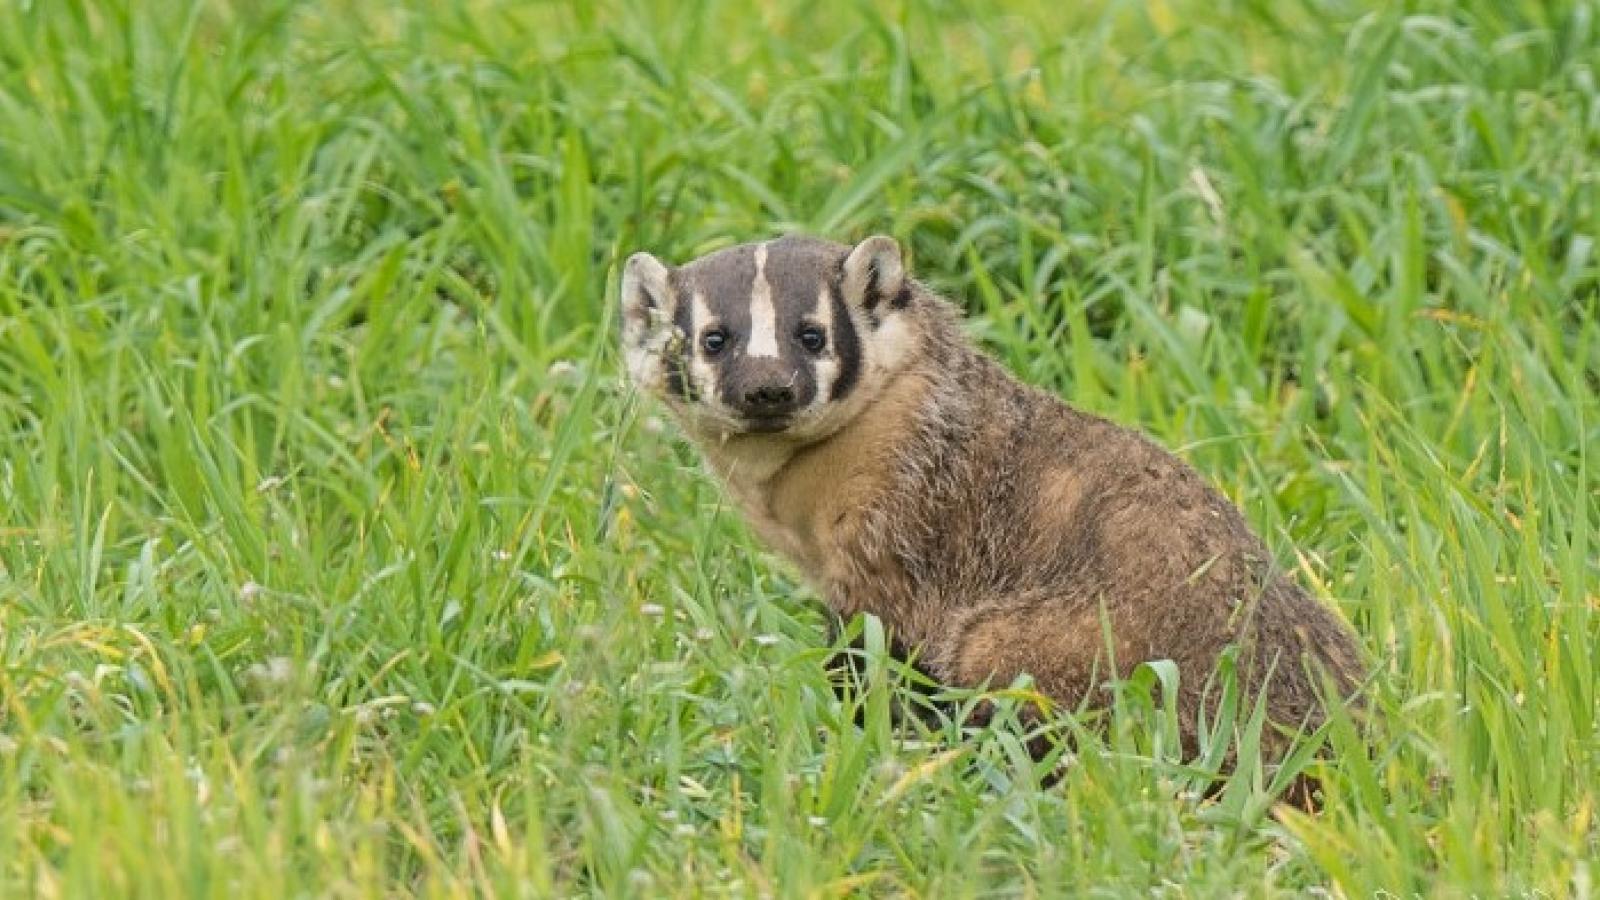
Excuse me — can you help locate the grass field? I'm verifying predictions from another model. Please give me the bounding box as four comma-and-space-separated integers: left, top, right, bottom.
1, 0, 1597, 895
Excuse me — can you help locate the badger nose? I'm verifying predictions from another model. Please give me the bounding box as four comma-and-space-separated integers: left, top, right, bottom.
743, 384, 796, 410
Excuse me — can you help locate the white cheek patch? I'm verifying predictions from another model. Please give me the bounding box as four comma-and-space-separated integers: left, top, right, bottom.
811, 285, 838, 399
746, 242, 779, 359
869, 314, 915, 374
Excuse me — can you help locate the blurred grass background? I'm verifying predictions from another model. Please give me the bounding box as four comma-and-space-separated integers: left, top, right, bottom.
0, 0, 1596, 895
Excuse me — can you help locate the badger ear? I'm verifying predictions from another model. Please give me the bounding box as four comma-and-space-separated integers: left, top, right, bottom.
618, 251, 679, 390
620, 251, 673, 328
840, 235, 906, 316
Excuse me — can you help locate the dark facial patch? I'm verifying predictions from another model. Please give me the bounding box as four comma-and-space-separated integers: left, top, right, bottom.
829, 284, 861, 401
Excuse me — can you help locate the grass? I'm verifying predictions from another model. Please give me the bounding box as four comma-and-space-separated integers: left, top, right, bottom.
0, 0, 1596, 895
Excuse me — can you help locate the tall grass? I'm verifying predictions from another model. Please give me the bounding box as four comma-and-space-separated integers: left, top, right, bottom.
1, 0, 1595, 895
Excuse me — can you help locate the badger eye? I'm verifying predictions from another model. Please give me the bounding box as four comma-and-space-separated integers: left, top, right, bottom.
701, 329, 728, 355
797, 325, 827, 353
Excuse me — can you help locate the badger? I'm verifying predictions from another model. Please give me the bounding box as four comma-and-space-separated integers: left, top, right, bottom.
618, 233, 1364, 779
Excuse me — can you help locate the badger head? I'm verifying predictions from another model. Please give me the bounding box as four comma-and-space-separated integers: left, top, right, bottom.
619, 234, 918, 443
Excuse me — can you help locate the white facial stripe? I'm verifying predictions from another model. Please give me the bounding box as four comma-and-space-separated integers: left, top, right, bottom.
811, 285, 838, 399
746, 242, 779, 358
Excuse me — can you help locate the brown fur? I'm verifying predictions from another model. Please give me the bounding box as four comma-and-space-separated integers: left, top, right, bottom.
622, 235, 1366, 783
